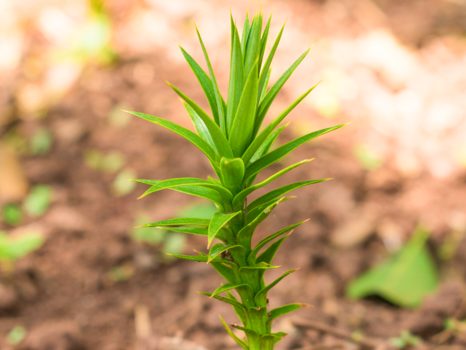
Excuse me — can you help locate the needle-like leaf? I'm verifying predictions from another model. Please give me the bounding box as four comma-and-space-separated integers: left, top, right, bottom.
126, 110, 219, 170
208, 211, 241, 247
245, 124, 344, 181
256, 49, 310, 131
196, 28, 226, 131
229, 61, 259, 156
169, 84, 234, 157
180, 47, 220, 124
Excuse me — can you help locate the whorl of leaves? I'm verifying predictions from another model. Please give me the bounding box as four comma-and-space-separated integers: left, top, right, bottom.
128, 14, 342, 350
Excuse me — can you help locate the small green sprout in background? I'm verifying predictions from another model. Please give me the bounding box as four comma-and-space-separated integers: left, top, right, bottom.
108, 105, 132, 128
56, 0, 117, 65
0, 231, 45, 273
112, 169, 137, 196
6, 325, 27, 346
30, 128, 53, 156
444, 318, 466, 334
389, 330, 422, 349
85, 150, 125, 173
128, 14, 342, 349
2, 204, 23, 226
24, 185, 52, 217
347, 227, 439, 308
353, 143, 383, 171
107, 264, 134, 283
1, 185, 52, 226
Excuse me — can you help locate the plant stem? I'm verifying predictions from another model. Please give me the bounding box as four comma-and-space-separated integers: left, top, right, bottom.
229, 210, 274, 350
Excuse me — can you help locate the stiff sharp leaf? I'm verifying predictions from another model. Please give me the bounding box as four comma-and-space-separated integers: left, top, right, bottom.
252, 220, 306, 257
255, 269, 296, 304
247, 179, 328, 213
245, 124, 344, 181
137, 178, 232, 201
233, 159, 313, 207
242, 84, 319, 164
180, 47, 220, 123
226, 17, 244, 131
126, 111, 219, 171
169, 84, 233, 158
256, 50, 309, 131
229, 61, 259, 156
196, 28, 226, 131
208, 243, 243, 262
208, 211, 241, 247
268, 303, 305, 321
258, 25, 284, 98
143, 217, 209, 228
168, 252, 208, 262
220, 316, 248, 350
257, 237, 287, 264
210, 283, 248, 298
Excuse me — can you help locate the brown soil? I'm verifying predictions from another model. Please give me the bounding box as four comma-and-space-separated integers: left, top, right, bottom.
1, 0, 466, 349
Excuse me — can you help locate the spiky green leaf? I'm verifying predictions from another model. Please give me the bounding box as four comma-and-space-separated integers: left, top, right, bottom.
208, 211, 241, 247
127, 111, 219, 170
255, 50, 309, 130
233, 159, 312, 207
245, 124, 344, 181
229, 61, 259, 156
242, 84, 319, 164
268, 303, 305, 321
169, 84, 233, 157
180, 47, 220, 124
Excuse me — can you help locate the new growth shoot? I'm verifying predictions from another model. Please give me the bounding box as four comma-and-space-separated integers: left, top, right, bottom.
128, 14, 342, 350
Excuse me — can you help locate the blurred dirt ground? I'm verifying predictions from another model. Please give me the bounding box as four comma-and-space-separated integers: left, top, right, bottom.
1, 0, 466, 349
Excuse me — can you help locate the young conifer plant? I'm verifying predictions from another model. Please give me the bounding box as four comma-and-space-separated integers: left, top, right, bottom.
128, 14, 342, 350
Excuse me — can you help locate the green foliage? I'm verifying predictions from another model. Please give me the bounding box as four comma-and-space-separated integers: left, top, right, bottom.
1, 185, 52, 225
24, 185, 52, 217
6, 325, 27, 346
0, 231, 44, 263
389, 331, 422, 349
2, 204, 22, 226
347, 227, 439, 308
132, 203, 216, 260
353, 143, 383, 171
30, 128, 53, 156
128, 14, 341, 350
63, 0, 117, 65
112, 169, 136, 196
85, 150, 125, 173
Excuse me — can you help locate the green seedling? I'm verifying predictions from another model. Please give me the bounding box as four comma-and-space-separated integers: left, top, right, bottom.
128, 14, 342, 349
57, 0, 117, 65
354, 143, 383, 171
389, 330, 421, 349
1, 185, 52, 226
2, 204, 22, 226
112, 169, 137, 196
24, 185, 52, 217
85, 150, 125, 173
30, 128, 53, 156
6, 325, 27, 346
0, 231, 45, 273
107, 264, 134, 283
445, 318, 466, 333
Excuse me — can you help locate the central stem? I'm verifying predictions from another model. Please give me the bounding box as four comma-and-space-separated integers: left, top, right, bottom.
228, 207, 274, 350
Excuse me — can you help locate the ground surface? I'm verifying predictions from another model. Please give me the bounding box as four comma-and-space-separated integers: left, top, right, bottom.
1, 0, 466, 349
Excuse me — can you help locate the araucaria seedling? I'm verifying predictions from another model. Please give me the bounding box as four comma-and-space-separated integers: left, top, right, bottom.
128, 14, 342, 350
